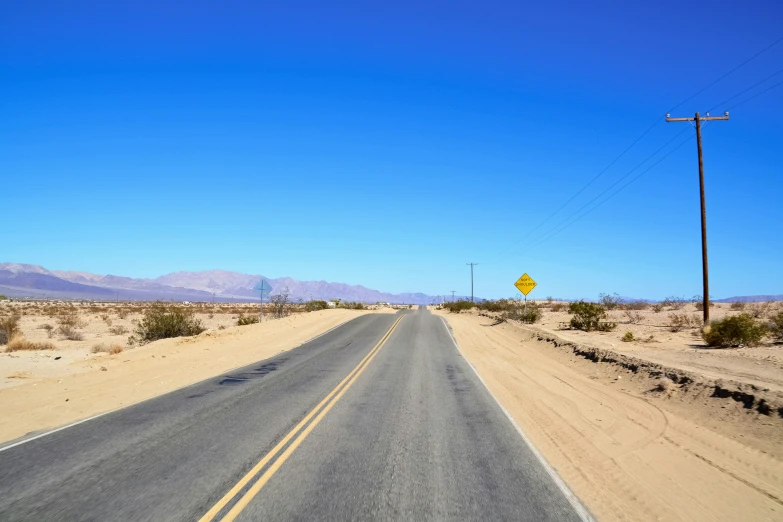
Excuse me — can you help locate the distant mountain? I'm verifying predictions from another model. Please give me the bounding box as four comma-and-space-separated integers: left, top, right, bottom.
714, 295, 783, 303
0, 263, 442, 304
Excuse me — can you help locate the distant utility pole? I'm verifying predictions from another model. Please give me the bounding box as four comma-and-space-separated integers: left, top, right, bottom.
666, 111, 729, 325
450, 291, 456, 302
466, 263, 477, 303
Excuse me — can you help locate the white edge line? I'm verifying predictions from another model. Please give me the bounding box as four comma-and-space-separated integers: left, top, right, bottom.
439, 316, 596, 522
0, 317, 358, 453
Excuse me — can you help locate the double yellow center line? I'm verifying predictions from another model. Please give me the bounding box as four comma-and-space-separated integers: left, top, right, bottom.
199, 314, 405, 522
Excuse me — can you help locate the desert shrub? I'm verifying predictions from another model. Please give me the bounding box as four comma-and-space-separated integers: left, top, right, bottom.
443, 300, 475, 313
662, 296, 687, 310
729, 301, 746, 311
129, 302, 205, 345
237, 314, 259, 326
478, 299, 516, 312
768, 312, 783, 342
340, 301, 365, 310
550, 302, 566, 312
100, 314, 112, 326
57, 308, 86, 329
568, 301, 616, 332
109, 325, 128, 335
91, 343, 124, 355
747, 302, 772, 319
58, 325, 84, 341
5, 336, 56, 352
623, 301, 649, 311
624, 310, 643, 324
38, 323, 55, 338
599, 293, 622, 310
621, 331, 635, 342
304, 300, 329, 312
692, 296, 714, 311
503, 303, 542, 324
0, 314, 21, 345
702, 314, 768, 348
651, 303, 664, 313
269, 290, 292, 318
668, 312, 700, 332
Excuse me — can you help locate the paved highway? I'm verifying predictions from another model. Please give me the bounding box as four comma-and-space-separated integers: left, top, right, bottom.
0, 307, 588, 521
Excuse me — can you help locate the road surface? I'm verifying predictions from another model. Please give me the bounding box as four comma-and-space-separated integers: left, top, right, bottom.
0, 307, 587, 521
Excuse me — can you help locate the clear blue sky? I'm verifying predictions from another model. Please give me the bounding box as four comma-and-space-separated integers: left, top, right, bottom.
2, 1, 782, 300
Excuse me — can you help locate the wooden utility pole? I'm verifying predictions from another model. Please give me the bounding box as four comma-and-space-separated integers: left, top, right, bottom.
665, 111, 729, 324
466, 263, 478, 303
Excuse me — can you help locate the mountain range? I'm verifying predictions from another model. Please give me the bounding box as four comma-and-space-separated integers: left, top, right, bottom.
0, 263, 451, 304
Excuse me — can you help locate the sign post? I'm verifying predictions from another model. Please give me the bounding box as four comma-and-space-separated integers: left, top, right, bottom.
253, 280, 273, 322
514, 273, 537, 313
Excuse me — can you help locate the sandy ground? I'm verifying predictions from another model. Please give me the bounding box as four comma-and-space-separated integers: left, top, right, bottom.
438, 309, 783, 522
0, 307, 392, 444
531, 302, 783, 393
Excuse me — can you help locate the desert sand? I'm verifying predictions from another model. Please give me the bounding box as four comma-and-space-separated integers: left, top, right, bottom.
437, 308, 783, 522
0, 305, 391, 444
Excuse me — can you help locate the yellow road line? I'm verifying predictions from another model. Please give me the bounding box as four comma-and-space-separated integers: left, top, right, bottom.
199, 315, 405, 522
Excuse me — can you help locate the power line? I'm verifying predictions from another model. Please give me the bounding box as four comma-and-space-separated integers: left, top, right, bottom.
480, 34, 783, 265
724, 78, 783, 111
488, 126, 691, 264
707, 67, 783, 113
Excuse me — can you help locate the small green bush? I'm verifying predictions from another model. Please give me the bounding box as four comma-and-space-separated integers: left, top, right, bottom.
621, 331, 635, 342
304, 300, 329, 312
129, 302, 205, 345
237, 314, 260, 326
443, 300, 475, 313
0, 295, 9, 301
568, 301, 616, 332
702, 314, 768, 347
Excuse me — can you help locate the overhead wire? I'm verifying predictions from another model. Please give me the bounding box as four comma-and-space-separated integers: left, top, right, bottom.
479, 34, 783, 264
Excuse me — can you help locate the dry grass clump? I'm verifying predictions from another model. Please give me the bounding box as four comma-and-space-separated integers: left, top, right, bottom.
57, 325, 84, 341
668, 312, 701, 332
624, 310, 644, 324
109, 325, 128, 335
91, 343, 124, 355
5, 336, 56, 352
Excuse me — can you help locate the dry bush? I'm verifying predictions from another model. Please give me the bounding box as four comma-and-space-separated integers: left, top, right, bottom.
6, 336, 56, 352
769, 311, 783, 342
58, 325, 84, 341
730, 301, 746, 311
651, 303, 664, 313
0, 314, 21, 345
747, 302, 773, 319
662, 296, 687, 310
623, 301, 649, 311
550, 302, 566, 312
100, 314, 112, 326
38, 323, 55, 338
237, 314, 259, 326
91, 343, 124, 355
109, 325, 128, 335
598, 293, 622, 310
668, 312, 700, 332
57, 308, 86, 329
624, 310, 643, 324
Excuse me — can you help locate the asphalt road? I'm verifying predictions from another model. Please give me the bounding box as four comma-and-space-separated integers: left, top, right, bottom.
0, 307, 587, 521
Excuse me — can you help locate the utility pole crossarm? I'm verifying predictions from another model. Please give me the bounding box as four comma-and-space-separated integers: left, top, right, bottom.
666, 112, 729, 122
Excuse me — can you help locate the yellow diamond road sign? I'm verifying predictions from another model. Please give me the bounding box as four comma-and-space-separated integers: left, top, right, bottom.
514, 273, 537, 296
